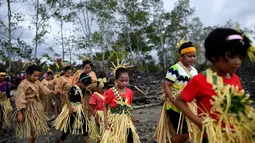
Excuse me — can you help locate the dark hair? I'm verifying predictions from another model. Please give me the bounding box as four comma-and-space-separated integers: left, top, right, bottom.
204, 28, 250, 63
79, 73, 92, 85
82, 60, 92, 67
60, 70, 65, 76
46, 71, 53, 76
26, 65, 41, 76
115, 67, 128, 80
63, 66, 72, 72
97, 71, 106, 79
178, 41, 195, 55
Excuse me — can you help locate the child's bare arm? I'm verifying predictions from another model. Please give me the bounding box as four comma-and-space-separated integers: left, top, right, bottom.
174, 93, 203, 129
163, 80, 174, 101
103, 103, 110, 129
89, 104, 96, 117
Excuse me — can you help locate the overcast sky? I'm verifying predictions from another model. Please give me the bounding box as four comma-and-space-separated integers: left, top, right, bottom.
1, 0, 255, 63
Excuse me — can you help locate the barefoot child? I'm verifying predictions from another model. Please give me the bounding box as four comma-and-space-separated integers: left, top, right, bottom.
175, 28, 255, 143
55, 66, 74, 113
41, 70, 55, 119
53, 73, 92, 143
89, 72, 108, 143
0, 69, 12, 128
101, 64, 140, 143
15, 65, 54, 142
154, 40, 198, 143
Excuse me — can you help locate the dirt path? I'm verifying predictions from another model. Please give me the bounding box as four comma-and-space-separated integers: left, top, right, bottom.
0, 106, 162, 143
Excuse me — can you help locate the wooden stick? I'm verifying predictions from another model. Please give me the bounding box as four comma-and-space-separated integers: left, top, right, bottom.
177, 112, 182, 134
134, 86, 147, 96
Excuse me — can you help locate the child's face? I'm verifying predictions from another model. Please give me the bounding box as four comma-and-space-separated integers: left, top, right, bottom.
65, 70, 73, 77
182, 52, 196, 66
83, 64, 91, 74
215, 53, 242, 74
0, 75, 5, 81
116, 73, 129, 89
29, 71, 41, 82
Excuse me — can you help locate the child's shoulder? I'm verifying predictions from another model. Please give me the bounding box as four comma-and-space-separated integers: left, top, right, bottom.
231, 73, 240, 79
193, 72, 206, 80
105, 88, 114, 94
126, 87, 133, 92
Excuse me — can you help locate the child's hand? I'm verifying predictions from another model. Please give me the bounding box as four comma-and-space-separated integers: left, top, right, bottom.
17, 111, 23, 123
104, 119, 110, 130
195, 117, 203, 130
10, 96, 15, 101
69, 107, 74, 115
53, 91, 58, 95
95, 115, 100, 126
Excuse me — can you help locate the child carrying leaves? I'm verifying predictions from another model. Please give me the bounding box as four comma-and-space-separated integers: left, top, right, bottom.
174, 28, 255, 143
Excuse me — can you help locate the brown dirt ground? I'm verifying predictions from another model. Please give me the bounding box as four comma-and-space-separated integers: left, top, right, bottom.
0, 106, 162, 143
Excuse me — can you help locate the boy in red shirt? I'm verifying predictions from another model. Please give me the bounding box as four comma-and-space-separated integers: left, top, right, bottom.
174, 28, 254, 143
89, 72, 108, 143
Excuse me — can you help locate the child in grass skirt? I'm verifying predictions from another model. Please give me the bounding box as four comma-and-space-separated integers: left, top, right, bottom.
53, 72, 92, 143
154, 40, 198, 143
101, 63, 140, 143
89, 72, 108, 143
15, 65, 54, 143
0, 69, 12, 128
41, 70, 55, 119
175, 28, 255, 143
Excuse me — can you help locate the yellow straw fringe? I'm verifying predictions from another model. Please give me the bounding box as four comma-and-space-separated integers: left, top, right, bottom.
186, 101, 201, 142
0, 99, 12, 125
198, 85, 255, 143
90, 111, 105, 142
14, 99, 49, 139
53, 103, 89, 135
101, 113, 140, 143
154, 101, 176, 143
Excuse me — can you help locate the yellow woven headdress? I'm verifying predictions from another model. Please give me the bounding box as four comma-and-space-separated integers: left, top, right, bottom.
176, 39, 196, 55
97, 78, 107, 88
235, 24, 255, 63
110, 59, 133, 77
83, 57, 91, 62
176, 39, 187, 49
47, 68, 53, 73
22, 61, 36, 68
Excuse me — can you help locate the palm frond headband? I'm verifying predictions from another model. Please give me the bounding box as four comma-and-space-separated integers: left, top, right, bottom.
110, 59, 133, 76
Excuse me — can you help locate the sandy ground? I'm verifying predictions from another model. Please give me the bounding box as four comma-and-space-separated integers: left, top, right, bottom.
0, 106, 162, 143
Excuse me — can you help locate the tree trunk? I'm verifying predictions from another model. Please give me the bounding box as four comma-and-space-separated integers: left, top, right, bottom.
60, 20, 65, 61
102, 45, 105, 71
6, 0, 12, 72
34, 0, 39, 59
161, 35, 166, 73
127, 26, 135, 64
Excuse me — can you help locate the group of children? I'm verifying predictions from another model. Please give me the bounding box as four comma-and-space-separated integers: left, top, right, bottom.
0, 27, 255, 143
1, 58, 140, 143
